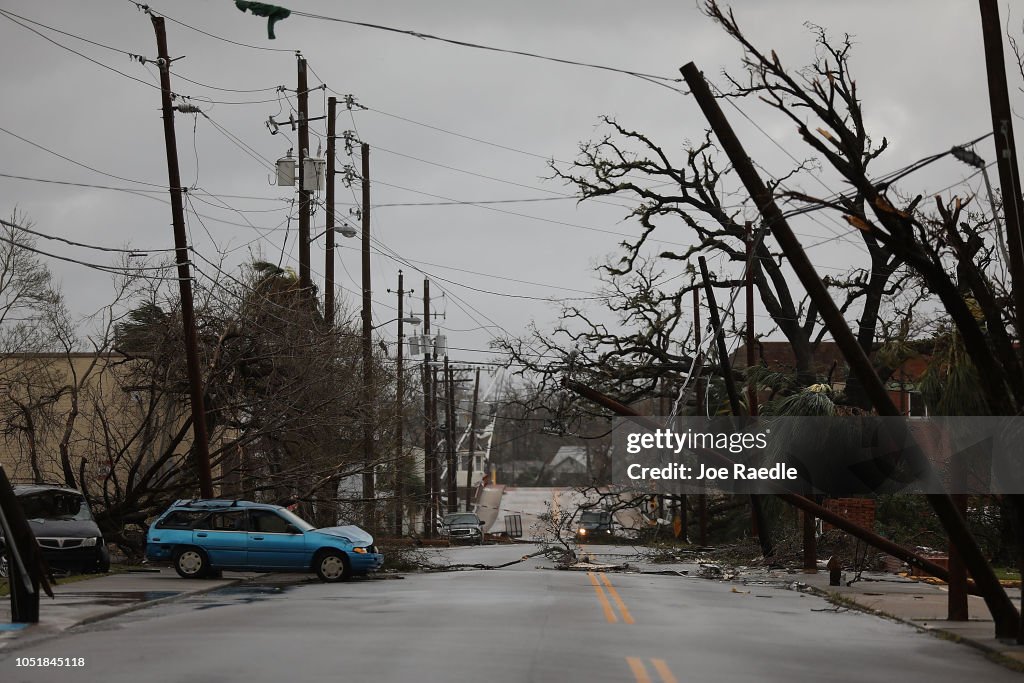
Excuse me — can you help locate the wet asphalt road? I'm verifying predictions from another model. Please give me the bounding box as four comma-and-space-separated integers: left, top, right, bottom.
1, 544, 1021, 683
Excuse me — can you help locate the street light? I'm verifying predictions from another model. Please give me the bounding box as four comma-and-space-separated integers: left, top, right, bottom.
951, 145, 1010, 271
372, 316, 421, 330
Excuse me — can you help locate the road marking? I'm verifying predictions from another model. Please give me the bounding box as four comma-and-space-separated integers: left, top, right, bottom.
627, 657, 678, 683
626, 657, 652, 683
587, 571, 618, 623
598, 572, 636, 625
650, 659, 679, 683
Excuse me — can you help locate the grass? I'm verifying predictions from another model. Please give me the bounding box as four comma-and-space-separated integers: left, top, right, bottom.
992, 566, 1021, 582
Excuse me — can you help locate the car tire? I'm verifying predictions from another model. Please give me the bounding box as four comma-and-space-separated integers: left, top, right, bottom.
173, 546, 210, 579
315, 550, 350, 583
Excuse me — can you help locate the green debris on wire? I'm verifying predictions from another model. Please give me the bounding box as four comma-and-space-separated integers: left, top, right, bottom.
235, 1, 291, 40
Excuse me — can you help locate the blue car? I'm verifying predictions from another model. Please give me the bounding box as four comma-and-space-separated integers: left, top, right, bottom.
145, 499, 383, 582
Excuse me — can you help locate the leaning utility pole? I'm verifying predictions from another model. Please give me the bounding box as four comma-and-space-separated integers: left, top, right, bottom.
978, 1, 1024, 639
422, 280, 435, 537
297, 55, 311, 292
151, 15, 213, 498
360, 142, 375, 529
682, 60, 1019, 639
324, 96, 337, 324
694, 289, 708, 546
465, 368, 480, 512
698, 256, 772, 556
394, 271, 406, 536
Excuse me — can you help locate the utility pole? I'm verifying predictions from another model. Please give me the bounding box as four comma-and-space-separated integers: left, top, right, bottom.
465, 368, 480, 512
360, 142, 375, 529
979, 0, 1024, 340
697, 257, 742, 412
682, 60, 1019, 639
394, 271, 406, 536
745, 221, 758, 416
698, 256, 771, 556
422, 280, 435, 537
325, 96, 336, 324
978, 3, 1024, 639
446, 361, 458, 514
694, 289, 707, 547
297, 55, 311, 292
151, 15, 213, 498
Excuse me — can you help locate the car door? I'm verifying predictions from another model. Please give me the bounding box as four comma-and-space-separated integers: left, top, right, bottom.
247, 509, 307, 569
193, 510, 248, 568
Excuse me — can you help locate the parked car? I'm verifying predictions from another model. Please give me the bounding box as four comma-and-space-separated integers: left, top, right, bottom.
145, 499, 383, 582
0, 484, 110, 578
575, 510, 614, 542
440, 512, 485, 545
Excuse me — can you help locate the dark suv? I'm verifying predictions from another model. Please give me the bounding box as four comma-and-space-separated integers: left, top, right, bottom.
441, 512, 485, 545
0, 484, 110, 577
575, 510, 614, 542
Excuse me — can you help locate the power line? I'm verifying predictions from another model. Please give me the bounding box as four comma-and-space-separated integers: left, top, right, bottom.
0, 218, 173, 256
0, 8, 160, 91
287, 9, 687, 93
0, 126, 166, 188
371, 179, 688, 244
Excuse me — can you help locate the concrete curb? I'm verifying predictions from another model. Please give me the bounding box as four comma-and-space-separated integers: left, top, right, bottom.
801, 584, 1024, 673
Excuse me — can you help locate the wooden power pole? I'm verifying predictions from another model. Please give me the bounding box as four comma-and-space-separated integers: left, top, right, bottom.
394, 271, 406, 536
297, 55, 311, 292
698, 256, 772, 557
325, 96, 336, 324
360, 142, 374, 529
978, 1, 1024, 640
422, 280, 435, 537
465, 368, 480, 512
151, 15, 213, 498
694, 289, 708, 546
445, 358, 457, 514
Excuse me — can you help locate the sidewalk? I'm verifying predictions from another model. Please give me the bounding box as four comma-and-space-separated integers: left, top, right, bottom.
756, 568, 1024, 667
0, 568, 258, 648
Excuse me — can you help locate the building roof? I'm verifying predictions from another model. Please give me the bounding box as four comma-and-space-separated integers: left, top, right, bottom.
549, 446, 588, 472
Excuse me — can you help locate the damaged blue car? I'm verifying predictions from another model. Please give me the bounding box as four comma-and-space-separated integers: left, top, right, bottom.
145, 499, 383, 582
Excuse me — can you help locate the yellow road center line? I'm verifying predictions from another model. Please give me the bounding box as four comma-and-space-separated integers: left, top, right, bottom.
599, 573, 636, 624
626, 657, 652, 683
587, 571, 618, 623
651, 659, 679, 683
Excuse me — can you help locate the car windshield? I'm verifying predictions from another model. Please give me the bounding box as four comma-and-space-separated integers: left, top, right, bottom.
579, 511, 609, 523
276, 507, 315, 532
444, 514, 479, 525
18, 491, 93, 522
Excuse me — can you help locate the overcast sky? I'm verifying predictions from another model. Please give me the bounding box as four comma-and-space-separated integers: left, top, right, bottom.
0, 1, 1019, 379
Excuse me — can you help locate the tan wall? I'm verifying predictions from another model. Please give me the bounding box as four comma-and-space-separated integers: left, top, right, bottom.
0, 353, 193, 491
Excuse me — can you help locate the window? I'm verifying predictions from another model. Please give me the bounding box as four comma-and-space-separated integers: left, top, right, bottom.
908, 390, 929, 417
250, 509, 292, 534
195, 510, 247, 532
17, 491, 93, 522
156, 510, 206, 529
